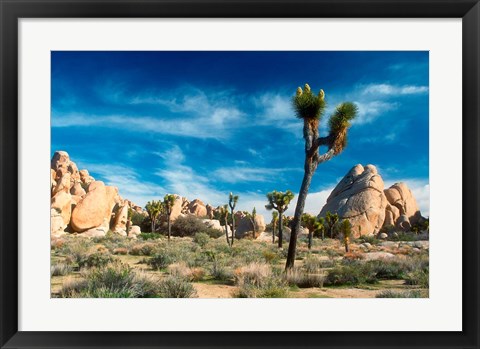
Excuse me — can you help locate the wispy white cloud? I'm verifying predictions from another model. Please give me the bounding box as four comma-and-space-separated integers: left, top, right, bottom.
362, 83, 429, 96
76, 162, 166, 207
352, 100, 400, 125
213, 166, 301, 184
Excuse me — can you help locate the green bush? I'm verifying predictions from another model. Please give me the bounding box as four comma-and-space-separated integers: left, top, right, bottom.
129, 242, 157, 256
60, 262, 163, 298
139, 232, 162, 240
158, 276, 197, 298
148, 251, 174, 270
171, 216, 214, 237
376, 290, 424, 298
405, 268, 429, 288
234, 277, 289, 298
286, 268, 325, 288
78, 252, 114, 269
51, 262, 73, 276
193, 232, 210, 247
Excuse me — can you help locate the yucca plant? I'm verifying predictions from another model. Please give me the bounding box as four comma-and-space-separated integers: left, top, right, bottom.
163, 194, 176, 242
145, 200, 163, 233
325, 211, 340, 239
271, 211, 279, 244
218, 204, 231, 246
265, 190, 294, 248
338, 219, 352, 252
301, 213, 324, 250
228, 193, 239, 246
286, 84, 358, 270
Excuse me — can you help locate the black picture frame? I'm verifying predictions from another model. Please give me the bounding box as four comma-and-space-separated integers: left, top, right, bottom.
1, 1, 479, 348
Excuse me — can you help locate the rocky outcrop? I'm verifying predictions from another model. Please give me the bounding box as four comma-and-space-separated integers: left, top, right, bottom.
50, 151, 136, 237
235, 215, 267, 238
319, 164, 424, 237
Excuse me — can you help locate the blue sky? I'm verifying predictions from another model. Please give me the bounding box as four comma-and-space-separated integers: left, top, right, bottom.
51, 51, 429, 218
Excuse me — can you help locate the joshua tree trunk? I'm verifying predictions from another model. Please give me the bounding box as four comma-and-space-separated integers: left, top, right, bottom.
231, 215, 235, 246
278, 210, 284, 248
286, 165, 314, 269
272, 221, 276, 244
308, 230, 313, 250
167, 214, 171, 241
151, 219, 155, 234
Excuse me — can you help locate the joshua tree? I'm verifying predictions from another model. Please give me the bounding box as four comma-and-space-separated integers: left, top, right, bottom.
317, 217, 326, 240
249, 207, 257, 239
228, 193, 239, 246
286, 84, 358, 270
325, 211, 340, 239
271, 211, 279, 244
338, 219, 352, 252
265, 190, 294, 248
145, 200, 163, 233
219, 204, 230, 246
301, 213, 323, 250
163, 194, 176, 242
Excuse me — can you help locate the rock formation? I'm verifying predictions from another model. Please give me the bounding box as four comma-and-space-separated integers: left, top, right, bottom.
319, 164, 423, 237
235, 215, 266, 238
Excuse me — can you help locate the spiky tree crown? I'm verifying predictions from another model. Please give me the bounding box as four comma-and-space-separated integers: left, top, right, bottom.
329, 102, 359, 155
265, 190, 295, 211
338, 219, 352, 237
145, 200, 162, 218
293, 84, 326, 120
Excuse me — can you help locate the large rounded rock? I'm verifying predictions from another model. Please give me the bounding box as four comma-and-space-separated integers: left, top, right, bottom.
70, 182, 86, 196
234, 214, 267, 238
319, 164, 387, 237
201, 219, 224, 232
170, 195, 184, 221
189, 199, 207, 217
51, 191, 72, 226
384, 182, 422, 226
112, 204, 129, 236
71, 181, 109, 232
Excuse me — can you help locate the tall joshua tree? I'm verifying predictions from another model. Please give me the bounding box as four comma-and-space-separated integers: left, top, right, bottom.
286, 84, 358, 270
325, 211, 340, 239
265, 190, 294, 248
145, 200, 163, 233
163, 194, 176, 242
228, 193, 239, 246
338, 219, 352, 252
219, 204, 230, 246
271, 211, 279, 244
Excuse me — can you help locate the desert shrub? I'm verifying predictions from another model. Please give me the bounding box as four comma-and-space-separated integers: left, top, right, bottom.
303, 254, 323, 273
357, 235, 380, 245
78, 252, 115, 269
262, 249, 281, 264
171, 216, 211, 237
167, 262, 206, 282
148, 251, 174, 270
51, 238, 65, 250
61, 239, 92, 265
130, 210, 147, 226
139, 232, 163, 241
286, 268, 325, 288
129, 242, 157, 256
231, 240, 265, 264
234, 263, 272, 287
234, 277, 289, 298
51, 262, 73, 276
405, 268, 429, 288
113, 247, 128, 255
367, 260, 407, 280
325, 262, 377, 286
203, 228, 223, 239
343, 251, 365, 261
158, 276, 197, 298
376, 290, 424, 298
389, 231, 418, 242
193, 232, 210, 247
60, 262, 163, 298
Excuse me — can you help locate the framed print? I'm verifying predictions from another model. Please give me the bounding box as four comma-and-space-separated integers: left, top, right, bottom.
1, 0, 479, 348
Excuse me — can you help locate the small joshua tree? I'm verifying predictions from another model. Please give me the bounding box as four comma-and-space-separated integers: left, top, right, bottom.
301, 213, 322, 250
265, 190, 294, 248
317, 217, 326, 240
338, 219, 352, 252
271, 211, 279, 244
163, 194, 176, 242
285, 83, 357, 270
249, 207, 257, 239
219, 204, 230, 246
325, 211, 340, 239
228, 193, 239, 246
145, 200, 163, 233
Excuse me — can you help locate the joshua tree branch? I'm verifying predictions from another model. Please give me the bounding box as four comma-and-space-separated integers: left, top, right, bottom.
315, 147, 336, 165
309, 135, 333, 157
